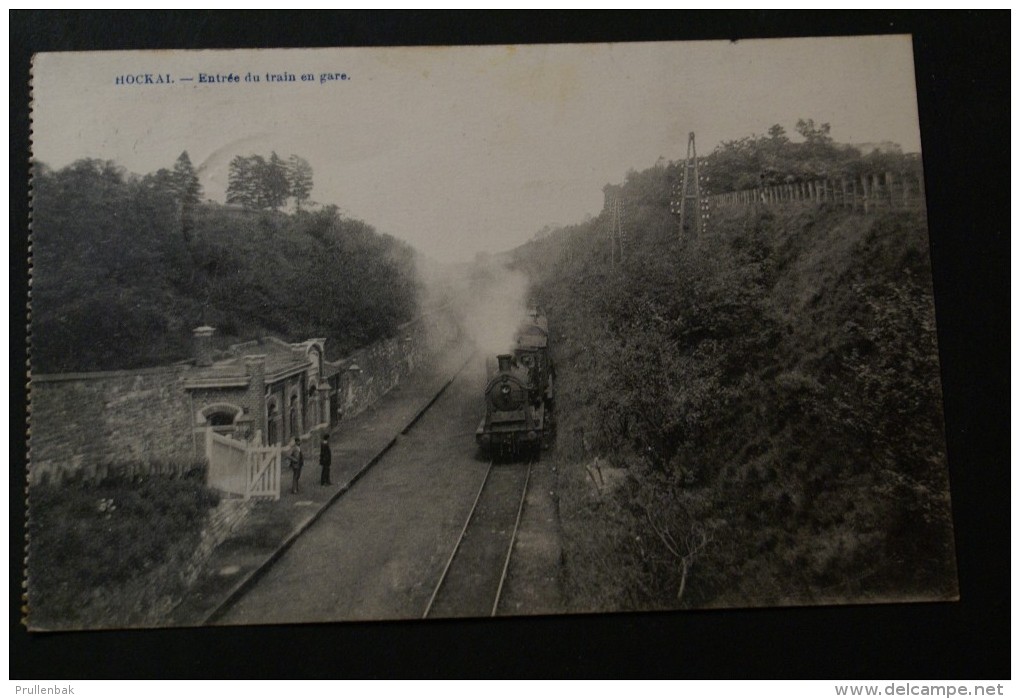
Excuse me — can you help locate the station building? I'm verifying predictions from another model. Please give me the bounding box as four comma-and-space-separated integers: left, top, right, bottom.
184, 326, 341, 446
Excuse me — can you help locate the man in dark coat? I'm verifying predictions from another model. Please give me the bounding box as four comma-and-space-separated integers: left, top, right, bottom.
319, 434, 332, 486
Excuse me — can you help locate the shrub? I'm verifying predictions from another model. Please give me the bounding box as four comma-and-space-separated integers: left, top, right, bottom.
518, 160, 955, 610
27, 471, 220, 627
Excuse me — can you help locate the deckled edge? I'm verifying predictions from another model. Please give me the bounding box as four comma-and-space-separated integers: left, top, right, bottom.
23, 52, 35, 629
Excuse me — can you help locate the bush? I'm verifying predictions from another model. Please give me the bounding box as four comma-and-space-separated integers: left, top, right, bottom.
27, 471, 220, 627
31, 159, 421, 372
516, 160, 955, 610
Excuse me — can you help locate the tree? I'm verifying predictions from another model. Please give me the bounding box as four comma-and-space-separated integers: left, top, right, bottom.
172, 151, 203, 206
767, 124, 788, 144
171, 151, 203, 250
226, 155, 259, 208
287, 155, 314, 210
795, 118, 833, 145
32, 158, 194, 371
703, 119, 876, 191
265, 151, 291, 210
226, 152, 300, 210
33, 156, 420, 371
140, 168, 177, 199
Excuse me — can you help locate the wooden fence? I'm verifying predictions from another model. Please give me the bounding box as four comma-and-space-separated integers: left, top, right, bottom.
709, 171, 926, 213
205, 428, 281, 500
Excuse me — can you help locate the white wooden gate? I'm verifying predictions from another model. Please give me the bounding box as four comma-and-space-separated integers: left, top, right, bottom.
245, 443, 281, 499
205, 429, 282, 500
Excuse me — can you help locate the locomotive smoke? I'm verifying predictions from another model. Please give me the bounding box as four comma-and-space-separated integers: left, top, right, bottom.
460, 262, 530, 358
414, 252, 531, 366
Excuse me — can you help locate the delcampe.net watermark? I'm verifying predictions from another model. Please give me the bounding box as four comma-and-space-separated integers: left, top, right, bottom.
836, 684, 1005, 697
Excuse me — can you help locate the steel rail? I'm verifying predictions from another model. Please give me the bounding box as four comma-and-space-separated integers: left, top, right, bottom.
422, 460, 494, 619
491, 462, 532, 617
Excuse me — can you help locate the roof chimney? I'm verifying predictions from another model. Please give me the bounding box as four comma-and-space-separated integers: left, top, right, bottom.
193, 326, 216, 367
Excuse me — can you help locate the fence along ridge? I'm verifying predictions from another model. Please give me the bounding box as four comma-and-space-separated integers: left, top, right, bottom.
709, 170, 926, 213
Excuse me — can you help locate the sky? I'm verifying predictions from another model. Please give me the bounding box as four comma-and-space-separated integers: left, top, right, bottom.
32, 36, 922, 263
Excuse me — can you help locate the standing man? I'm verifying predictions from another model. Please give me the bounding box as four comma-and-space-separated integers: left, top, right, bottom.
287, 437, 303, 494
319, 434, 332, 486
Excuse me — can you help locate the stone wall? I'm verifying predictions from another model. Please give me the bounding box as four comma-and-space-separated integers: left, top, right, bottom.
333, 304, 460, 420
125, 497, 256, 628
29, 305, 461, 485
30, 365, 196, 485
178, 498, 256, 587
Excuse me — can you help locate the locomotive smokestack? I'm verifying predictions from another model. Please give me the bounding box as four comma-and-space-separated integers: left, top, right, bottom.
497, 354, 512, 372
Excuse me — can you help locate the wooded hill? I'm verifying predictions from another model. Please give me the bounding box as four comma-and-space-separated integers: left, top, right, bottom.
508, 130, 955, 609
31, 156, 420, 373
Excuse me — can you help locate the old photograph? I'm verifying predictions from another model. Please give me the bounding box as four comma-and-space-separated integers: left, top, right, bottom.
26, 37, 957, 631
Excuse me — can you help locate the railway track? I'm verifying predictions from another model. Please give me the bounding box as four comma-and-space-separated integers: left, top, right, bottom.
203, 351, 544, 625
200, 353, 476, 626
423, 460, 532, 619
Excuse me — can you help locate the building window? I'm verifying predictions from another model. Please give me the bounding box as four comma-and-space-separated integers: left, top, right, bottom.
198, 403, 243, 436
207, 411, 234, 426
207, 411, 236, 435
289, 395, 299, 439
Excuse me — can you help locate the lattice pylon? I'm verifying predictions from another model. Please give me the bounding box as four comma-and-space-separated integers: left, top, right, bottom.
602, 187, 627, 266
670, 132, 709, 237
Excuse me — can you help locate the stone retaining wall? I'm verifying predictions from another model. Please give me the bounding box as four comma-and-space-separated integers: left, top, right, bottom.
29, 306, 461, 485
83, 497, 255, 629
30, 365, 195, 485
119, 497, 257, 627
333, 305, 460, 421
178, 498, 256, 586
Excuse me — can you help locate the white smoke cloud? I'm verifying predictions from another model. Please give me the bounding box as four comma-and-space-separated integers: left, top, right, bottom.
416, 252, 531, 361
461, 262, 530, 358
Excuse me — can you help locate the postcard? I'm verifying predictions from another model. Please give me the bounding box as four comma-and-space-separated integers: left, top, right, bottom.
27, 37, 956, 630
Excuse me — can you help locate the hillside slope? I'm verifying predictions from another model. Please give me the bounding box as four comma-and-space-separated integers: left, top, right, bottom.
31, 159, 420, 372
513, 189, 955, 610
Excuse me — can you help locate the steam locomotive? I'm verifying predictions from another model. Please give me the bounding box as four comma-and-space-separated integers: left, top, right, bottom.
476, 308, 554, 460
517, 308, 554, 404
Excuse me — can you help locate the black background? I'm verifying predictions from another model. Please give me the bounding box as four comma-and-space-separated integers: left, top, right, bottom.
9, 11, 1010, 678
